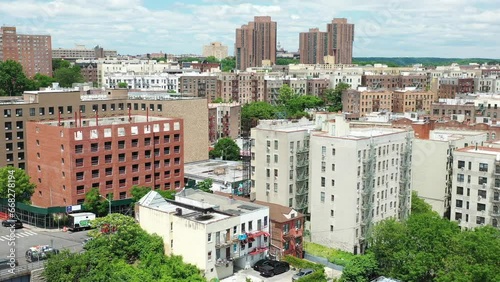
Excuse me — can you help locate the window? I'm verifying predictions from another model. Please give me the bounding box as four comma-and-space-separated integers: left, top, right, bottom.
274, 183, 278, 192
321, 161, 326, 172
104, 141, 112, 150
274, 140, 278, 150
331, 179, 335, 187
332, 148, 336, 156
456, 186, 464, 195
331, 195, 335, 202
274, 169, 278, 177
479, 163, 488, 172
321, 177, 325, 187
320, 192, 325, 203
458, 160, 465, 169
478, 190, 487, 198
321, 146, 326, 155
476, 216, 485, 225
118, 153, 125, 162
118, 140, 125, 149
457, 174, 464, 182
477, 203, 486, 211
274, 154, 278, 163
76, 172, 84, 180
456, 199, 463, 208
92, 169, 99, 178
478, 177, 487, 185
207, 251, 212, 261
91, 143, 99, 152
91, 156, 99, 166
332, 164, 335, 171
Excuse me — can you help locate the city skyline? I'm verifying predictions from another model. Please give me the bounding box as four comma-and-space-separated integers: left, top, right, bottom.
0, 0, 499, 58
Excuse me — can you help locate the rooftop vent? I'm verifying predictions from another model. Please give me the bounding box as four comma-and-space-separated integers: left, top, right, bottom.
196, 214, 214, 221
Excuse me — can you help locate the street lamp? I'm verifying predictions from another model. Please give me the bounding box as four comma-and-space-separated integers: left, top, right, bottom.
99, 194, 111, 215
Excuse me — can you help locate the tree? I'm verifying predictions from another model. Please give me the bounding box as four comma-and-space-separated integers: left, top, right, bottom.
196, 179, 213, 193
209, 137, 240, 161
204, 56, 219, 63
45, 213, 205, 282
277, 84, 297, 106
285, 95, 324, 118
411, 191, 434, 215
53, 65, 84, 87
117, 82, 128, 88
0, 166, 36, 203
212, 97, 224, 103
83, 188, 109, 216
241, 101, 277, 132
341, 252, 378, 282
0, 60, 29, 96
276, 58, 300, 65
52, 59, 71, 71
324, 82, 350, 112
26, 73, 55, 90
221, 57, 236, 72
130, 186, 175, 206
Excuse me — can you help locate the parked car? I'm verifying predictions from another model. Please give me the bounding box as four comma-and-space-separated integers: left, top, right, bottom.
292, 268, 314, 281
253, 259, 271, 271
0, 258, 18, 270
25, 245, 59, 262
1, 219, 23, 229
259, 261, 290, 277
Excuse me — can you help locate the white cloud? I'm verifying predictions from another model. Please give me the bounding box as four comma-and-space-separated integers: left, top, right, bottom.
0, 0, 498, 57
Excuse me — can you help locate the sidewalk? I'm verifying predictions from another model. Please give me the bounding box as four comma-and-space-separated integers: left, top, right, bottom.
22, 223, 63, 233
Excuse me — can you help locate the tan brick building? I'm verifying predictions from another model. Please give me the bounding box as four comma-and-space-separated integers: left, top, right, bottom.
179, 75, 218, 102
27, 115, 184, 207
0, 26, 52, 77
217, 72, 266, 104
208, 103, 242, 143
342, 89, 392, 118
0, 89, 208, 171
392, 89, 436, 113
361, 74, 429, 91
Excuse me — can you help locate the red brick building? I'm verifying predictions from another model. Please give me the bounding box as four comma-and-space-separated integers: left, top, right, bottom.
0, 26, 52, 77
27, 115, 184, 207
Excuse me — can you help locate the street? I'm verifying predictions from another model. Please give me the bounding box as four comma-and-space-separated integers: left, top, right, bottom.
0, 224, 90, 268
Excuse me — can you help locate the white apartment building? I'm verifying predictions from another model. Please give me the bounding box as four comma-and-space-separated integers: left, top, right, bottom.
412, 130, 488, 217
329, 68, 363, 89
104, 72, 180, 91
309, 115, 413, 254
451, 147, 500, 230
136, 189, 270, 280
251, 118, 316, 214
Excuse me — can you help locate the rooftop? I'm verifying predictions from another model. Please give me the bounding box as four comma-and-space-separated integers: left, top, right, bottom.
37, 115, 172, 128
456, 146, 500, 157
255, 118, 315, 132
184, 160, 245, 184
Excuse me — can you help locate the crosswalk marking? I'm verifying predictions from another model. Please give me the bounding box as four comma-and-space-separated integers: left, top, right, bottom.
0, 230, 37, 241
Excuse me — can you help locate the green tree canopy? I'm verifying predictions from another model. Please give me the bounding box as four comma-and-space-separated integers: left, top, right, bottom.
196, 179, 213, 193
325, 82, 350, 112
209, 137, 240, 161
130, 186, 175, 206
44, 214, 205, 282
204, 56, 219, 63
241, 101, 278, 132
117, 82, 128, 88
411, 191, 435, 215
221, 57, 236, 72
53, 65, 84, 87
83, 188, 110, 216
276, 58, 300, 65
0, 166, 36, 203
212, 97, 224, 103
52, 58, 71, 71
27, 73, 55, 90
341, 252, 378, 282
0, 60, 29, 96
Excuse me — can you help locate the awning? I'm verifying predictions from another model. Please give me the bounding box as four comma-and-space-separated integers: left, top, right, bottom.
247, 231, 270, 239
248, 247, 268, 256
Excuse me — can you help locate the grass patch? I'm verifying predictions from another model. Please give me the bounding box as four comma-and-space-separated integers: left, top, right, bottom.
304, 242, 356, 266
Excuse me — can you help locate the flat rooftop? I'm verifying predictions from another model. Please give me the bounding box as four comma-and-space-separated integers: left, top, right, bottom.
184, 160, 245, 184
255, 118, 315, 132
38, 115, 172, 128
177, 189, 267, 216
456, 146, 500, 156
314, 127, 407, 140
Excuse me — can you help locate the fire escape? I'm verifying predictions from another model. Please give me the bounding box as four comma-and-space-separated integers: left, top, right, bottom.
360, 141, 376, 253
398, 132, 412, 221
240, 118, 252, 197
251, 74, 258, 102
492, 162, 500, 228
209, 115, 217, 143
282, 226, 304, 258
444, 143, 454, 219
222, 112, 230, 138
295, 135, 310, 215
231, 76, 239, 102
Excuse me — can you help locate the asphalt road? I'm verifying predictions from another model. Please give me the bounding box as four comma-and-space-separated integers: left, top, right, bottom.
0, 224, 90, 267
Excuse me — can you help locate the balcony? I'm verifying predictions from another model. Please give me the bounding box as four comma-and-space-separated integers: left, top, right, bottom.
248, 245, 269, 256
283, 227, 303, 239
215, 258, 233, 267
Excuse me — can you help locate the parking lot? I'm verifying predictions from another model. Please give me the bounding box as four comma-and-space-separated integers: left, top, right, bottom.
221, 267, 298, 282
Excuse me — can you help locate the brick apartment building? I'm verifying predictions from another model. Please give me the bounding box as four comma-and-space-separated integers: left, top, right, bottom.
76, 63, 98, 85
179, 75, 218, 102
208, 103, 241, 143
327, 18, 354, 65
217, 73, 266, 104
27, 115, 184, 207
392, 89, 436, 113
361, 74, 429, 91
307, 78, 330, 100
0, 89, 208, 171
235, 16, 277, 70
299, 28, 329, 65
438, 78, 475, 99
342, 89, 392, 118
0, 26, 52, 77
430, 99, 476, 121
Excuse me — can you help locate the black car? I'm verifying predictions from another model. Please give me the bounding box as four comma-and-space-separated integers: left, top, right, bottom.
253, 259, 271, 271
259, 261, 290, 277
1, 219, 23, 229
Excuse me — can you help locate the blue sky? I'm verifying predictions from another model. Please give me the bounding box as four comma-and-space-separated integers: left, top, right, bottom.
1, 0, 499, 58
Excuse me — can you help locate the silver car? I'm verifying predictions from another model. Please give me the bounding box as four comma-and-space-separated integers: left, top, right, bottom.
292, 268, 314, 281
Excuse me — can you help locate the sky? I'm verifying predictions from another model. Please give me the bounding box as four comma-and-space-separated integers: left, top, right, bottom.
0, 0, 499, 58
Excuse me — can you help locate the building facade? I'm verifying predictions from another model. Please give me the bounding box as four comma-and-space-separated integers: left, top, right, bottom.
0, 26, 52, 77
217, 72, 266, 104
451, 147, 500, 230
208, 102, 241, 143
342, 88, 392, 118
203, 42, 228, 60
180, 75, 218, 101
327, 18, 354, 65
392, 89, 436, 113
136, 189, 270, 281
235, 16, 277, 70
251, 118, 315, 214
52, 45, 117, 60
299, 28, 329, 65
309, 115, 413, 254
0, 89, 208, 171
27, 115, 184, 207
